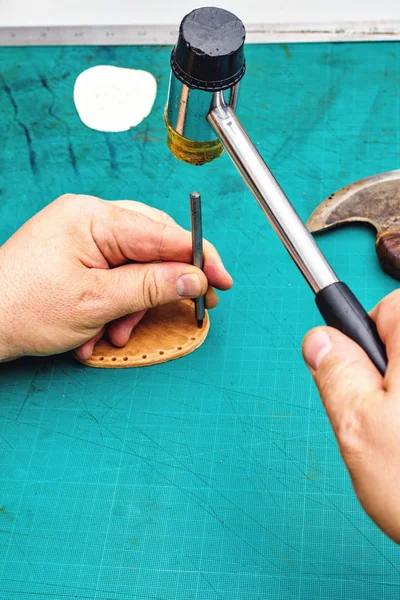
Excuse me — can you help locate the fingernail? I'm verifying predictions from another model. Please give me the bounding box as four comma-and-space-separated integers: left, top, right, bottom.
177, 274, 202, 298
303, 330, 332, 371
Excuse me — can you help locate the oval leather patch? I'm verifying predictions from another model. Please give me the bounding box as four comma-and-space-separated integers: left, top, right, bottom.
74, 300, 209, 369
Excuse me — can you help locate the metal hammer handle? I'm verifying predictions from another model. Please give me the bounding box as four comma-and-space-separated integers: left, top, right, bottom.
207, 91, 387, 375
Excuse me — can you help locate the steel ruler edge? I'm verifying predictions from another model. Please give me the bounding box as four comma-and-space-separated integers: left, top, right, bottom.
1, 21, 400, 46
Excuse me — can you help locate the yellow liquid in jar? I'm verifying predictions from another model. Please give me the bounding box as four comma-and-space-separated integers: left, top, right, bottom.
165, 113, 223, 166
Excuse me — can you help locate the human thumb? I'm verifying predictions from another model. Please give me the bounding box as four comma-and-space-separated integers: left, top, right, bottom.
302, 327, 383, 434
97, 261, 208, 322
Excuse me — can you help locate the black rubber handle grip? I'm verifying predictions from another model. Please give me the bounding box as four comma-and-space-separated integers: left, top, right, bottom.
315, 282, 387, 375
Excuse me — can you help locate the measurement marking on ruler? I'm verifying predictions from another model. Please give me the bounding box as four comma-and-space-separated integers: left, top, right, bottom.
1, 22, 400, 46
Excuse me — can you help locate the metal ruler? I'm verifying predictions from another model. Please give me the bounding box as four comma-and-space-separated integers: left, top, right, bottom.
0, 21, 400, 46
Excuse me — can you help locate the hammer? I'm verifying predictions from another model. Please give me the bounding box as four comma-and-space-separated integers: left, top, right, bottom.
307, 170, 400, 281
165, 6, 387, 375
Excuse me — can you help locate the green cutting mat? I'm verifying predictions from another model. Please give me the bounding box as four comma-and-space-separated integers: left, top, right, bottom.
1, 41, 400, 600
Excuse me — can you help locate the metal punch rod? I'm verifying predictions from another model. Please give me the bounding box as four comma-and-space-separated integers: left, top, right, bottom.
207, 91, 338, 294
190, 192, 206, 328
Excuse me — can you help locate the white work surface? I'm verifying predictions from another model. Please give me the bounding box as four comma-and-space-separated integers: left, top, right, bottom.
1, 0, 399, 27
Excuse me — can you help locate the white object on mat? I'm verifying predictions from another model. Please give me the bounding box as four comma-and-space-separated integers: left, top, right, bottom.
73, 65, 157, 132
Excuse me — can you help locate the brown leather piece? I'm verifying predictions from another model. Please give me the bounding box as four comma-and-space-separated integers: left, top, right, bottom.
74, 300, 210, 369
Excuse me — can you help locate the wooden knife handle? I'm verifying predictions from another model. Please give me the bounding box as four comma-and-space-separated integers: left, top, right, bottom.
376, 231, 400, 281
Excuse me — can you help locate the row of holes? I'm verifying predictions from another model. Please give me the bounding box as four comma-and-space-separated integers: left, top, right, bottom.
96, 337, 196, 362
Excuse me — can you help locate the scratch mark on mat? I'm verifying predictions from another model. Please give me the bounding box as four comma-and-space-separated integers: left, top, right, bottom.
233, 263, 301, 354
240, 446, 285, 513
189, 559, 223, 599
47, 382, 312, 570
272, 440, 400, 574
39, 74, 78, 176
17, 367, 41, 420
0, 416, 216, 491
1, 577, 169, 599
160, 370, 324, 414
1, 74, 38, 176
104, 134, 118, 171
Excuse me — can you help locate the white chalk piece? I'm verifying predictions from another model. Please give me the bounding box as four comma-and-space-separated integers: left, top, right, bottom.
73, 65, 157, 132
